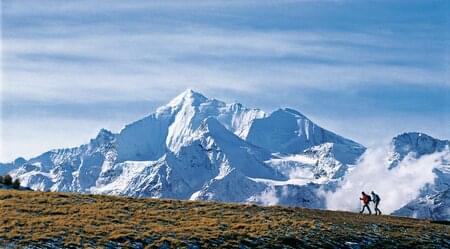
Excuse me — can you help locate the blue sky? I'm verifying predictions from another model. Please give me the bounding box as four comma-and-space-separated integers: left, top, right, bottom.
1, 0, 449, 161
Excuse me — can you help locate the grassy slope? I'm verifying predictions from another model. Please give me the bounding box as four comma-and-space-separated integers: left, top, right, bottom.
0, 190, 448, 248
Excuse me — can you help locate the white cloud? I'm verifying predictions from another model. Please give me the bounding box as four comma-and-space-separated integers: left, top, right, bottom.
2, 26, 445, 103
325, 146, 450, 214
3, 0, 446, 104
253, 186, 279, 206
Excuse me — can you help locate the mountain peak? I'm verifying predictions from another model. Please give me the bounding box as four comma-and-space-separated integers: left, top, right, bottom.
389, 132, 449, 167
181, 88, 203, 98
276, 108, 306, 118
166, 89, 208, 108
246, 107, 365, 154
392, 132, 449, 149
96, 128, 114, 139
91, 128, 115, 146
395, 132, 427, 139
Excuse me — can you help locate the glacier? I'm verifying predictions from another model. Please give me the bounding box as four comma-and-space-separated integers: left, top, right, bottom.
0, 90, 448, 220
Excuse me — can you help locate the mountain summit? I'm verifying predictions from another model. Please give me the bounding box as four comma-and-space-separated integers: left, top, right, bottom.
0, 90, 447, 220
246, 108, 364, 155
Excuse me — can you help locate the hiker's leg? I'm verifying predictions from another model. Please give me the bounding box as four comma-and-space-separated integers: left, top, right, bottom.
360, 205, 366, 213
367, 205, 372, 214
363, 204, 369, 214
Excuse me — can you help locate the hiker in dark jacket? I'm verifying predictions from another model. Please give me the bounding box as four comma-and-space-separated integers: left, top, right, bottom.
359, 192, 372, 214
371, 191, 382, 215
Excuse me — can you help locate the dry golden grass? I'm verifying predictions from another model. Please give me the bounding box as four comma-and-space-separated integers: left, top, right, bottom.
0, 189, 448, 248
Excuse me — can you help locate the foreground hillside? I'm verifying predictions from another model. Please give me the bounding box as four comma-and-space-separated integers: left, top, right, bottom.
0, 190, 448, 248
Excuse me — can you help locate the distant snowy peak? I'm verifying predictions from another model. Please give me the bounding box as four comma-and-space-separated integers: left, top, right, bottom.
389, 132, 450, 168
91, 129, 115, 147
390, 132, 450, 220
392, 132, 449, 156
246, 108, 365, 155
163, 89, 208, 110
159, 89, 265, 152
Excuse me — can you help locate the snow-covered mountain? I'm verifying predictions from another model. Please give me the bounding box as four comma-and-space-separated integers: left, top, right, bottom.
0, 90, 361, 200
0, 90, 448, 220
391, 133, 450, 220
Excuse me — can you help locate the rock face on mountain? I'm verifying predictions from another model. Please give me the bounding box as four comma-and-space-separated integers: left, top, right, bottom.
0, 90, 448, 220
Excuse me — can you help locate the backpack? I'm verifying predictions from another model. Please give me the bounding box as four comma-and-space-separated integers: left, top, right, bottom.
367, 195, 372, 202
374, 194, 380, 203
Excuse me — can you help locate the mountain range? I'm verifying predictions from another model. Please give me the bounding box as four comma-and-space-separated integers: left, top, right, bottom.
1, 89, 448, 220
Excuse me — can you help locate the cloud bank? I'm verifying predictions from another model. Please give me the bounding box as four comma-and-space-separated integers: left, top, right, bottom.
326, 147, 450, 214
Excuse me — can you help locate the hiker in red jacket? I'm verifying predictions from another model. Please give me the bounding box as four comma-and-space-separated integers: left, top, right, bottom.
359, 192, 372, 214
